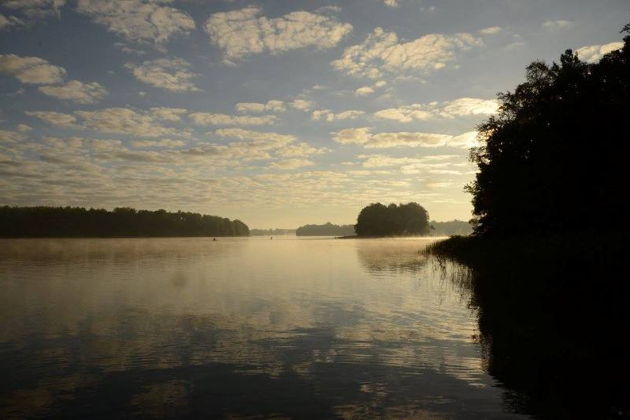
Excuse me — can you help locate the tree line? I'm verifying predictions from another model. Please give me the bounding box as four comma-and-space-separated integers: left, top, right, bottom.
468, 26, 630, 238
0, 206, 250, 237
355, 202, 430, 237
295, 223, 355, 236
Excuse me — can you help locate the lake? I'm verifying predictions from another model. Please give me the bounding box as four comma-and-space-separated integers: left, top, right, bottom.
0, 237, 528, 419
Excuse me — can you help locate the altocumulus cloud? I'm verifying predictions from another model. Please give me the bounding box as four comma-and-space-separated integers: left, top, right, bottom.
189, 112, 277, 126
332, 27, 483, 79
0, 54, 65, 84
576, 41, 624, 63
374, 97, 499, 122
25, 111, 78, 127
334, 127, 479, 148
0, 13, 24, 29
0, 129, 25, 143
27, 107, 186, 138
214, 128, 329, 158
1, 0, 66, 20
312, 109, 365, 122
1, 54, 107, 104
76, 0, 195, 45
269, 158, 315, 170
204, 6, 353, 62
236, 100, 287, 113
38, 80, 107, 104
126, 58, 200, 92
478, 26, 502, 35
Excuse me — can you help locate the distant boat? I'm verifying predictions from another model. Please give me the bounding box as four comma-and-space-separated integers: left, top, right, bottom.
213, 238, 217, 241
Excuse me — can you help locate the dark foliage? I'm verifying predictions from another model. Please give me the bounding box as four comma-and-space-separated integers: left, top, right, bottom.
468, 29, 630, 237
296, 222, 355, 236
0, 206, 249, 237
426, 27, 630, 418
427, 233, 630, 419
355, 202, 429, 237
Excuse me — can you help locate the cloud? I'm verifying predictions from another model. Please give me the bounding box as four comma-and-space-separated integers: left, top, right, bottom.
478, 26, 502, 35
38, 80, 107, 103
360, 155, 421, 168
0, 55, 105, 103
0, 13, 24, 29
542, 20, 573, 31
204, 6, 352, 62
42, 135, 84, 151
74, 108, 184, 137
355, 86, 374, 96
0, 129, 25, 143
374, 97, 499, 122
1, 0, 65, 19
312, 109, 365, 122
126, 58, 200, 92
0, 54, 66, 84
289, 99, 314, 111
357, 154, 472, 177
132, 139, 186, 148
236, 100, 286, 113
76, 0, 195, 45
447, 131, 480, 148
189, 112, 276, 126
441, 97, 499, 116
277, 142, 329, 158
355, 80, 387, 96
269, 158, 314, 170
234, 99, 312, 113
576, 41, 624, 63
27, 107, 184, 137
180, 129, 303, 163
213, 128, 328, 158
333, 127, 478, 148
150, 107, 187, 122
332, 27, 482, 79
214, 128, 295, 145
26, 111, 77, 127
374, 107, 432, 122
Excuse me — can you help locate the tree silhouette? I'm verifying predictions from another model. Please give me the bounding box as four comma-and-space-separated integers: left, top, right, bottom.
296, 223, 355, 236
355, 202, 430, 237
0, 206, 250, 237
468, 27, 630, 237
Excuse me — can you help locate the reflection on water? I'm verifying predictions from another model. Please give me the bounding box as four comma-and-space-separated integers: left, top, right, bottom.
450, 238, 630, 419
0, 238, 526, 419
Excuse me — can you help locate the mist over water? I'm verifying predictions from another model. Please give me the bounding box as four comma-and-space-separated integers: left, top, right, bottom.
0, 237, 526, 419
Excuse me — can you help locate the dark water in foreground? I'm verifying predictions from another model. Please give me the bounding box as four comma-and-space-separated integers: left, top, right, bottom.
0, 237, 526, 419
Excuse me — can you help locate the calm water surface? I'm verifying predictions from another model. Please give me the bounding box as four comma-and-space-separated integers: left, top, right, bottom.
0, 237, 527, 419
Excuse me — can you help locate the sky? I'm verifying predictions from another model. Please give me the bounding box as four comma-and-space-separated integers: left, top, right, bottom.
1, 0, 628, 228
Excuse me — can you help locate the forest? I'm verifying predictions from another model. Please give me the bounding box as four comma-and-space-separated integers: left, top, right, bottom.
296, 223, 355, 236
355, 202, 430, 237
426, 26, 630, 418
0, 206, 250, 237
467, 26, 630, 238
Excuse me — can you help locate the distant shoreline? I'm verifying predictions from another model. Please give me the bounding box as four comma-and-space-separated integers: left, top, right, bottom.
0, 235, 248, 239
335, 235, 450, 239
